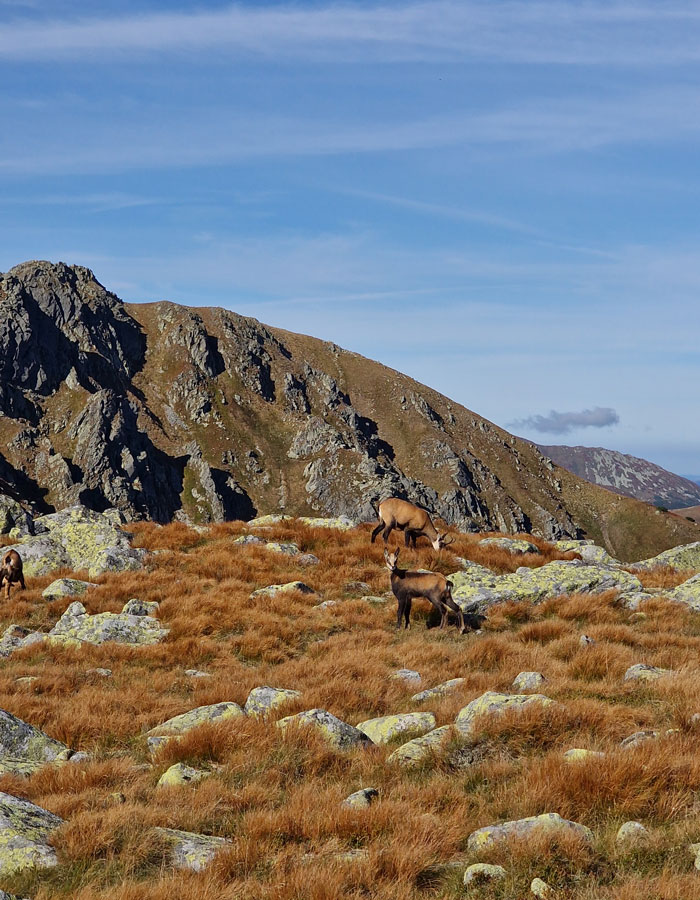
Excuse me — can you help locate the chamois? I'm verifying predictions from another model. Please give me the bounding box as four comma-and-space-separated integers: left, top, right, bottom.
0, 549, 25, 600
371, 498, 453, 550
384, 548, 466, 633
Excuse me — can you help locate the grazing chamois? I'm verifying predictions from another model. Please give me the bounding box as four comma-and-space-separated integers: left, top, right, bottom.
0, 549, 25, 600
371, 498, 453, 550
384, 548, 466, 633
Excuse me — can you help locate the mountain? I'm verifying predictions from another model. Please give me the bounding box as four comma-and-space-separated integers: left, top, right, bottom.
0, 260, 698, 562
536, 444, 700, 510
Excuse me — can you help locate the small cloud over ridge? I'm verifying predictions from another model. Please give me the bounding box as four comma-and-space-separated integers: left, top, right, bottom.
511, 406, 620, 435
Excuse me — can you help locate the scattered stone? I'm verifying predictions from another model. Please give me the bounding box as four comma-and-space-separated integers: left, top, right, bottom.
244, 686, 301, 718
390, 668, 422, 685
153, 827, 231, 871
157, 763, 208, 788
531, 876, 552, 897
298, 553, 320, 566
480, 537, 539, 554
0, 791, 64, 876
365, 595, 388, 604
314, 600, 338, 610
86, 667, 112, 677
0, 625, 45, 658
632, 542, 700, 572
512, 671, 546, 691
184, 669, 211, 678
579, 634, 596, 647
624, 663, 675, 683
344, 581, 372, 595
387, 725, 454, 765
247, 514, 292, 527
689, 842, 700, 870
463, 862, 506, 885
553, 540, 620, 565
665, 574, 700, 612
121, 598, 159, 617
619, 729, 679, 749
147, 703, 244, 744
298, 516, 354, 530
265, 541, 301, 557
356, 712, 436, 744
14, 676, 38, 686
616, 821, 650, 847
455, 691, 555, 735
42, 577, 94, 600
232, 534, 265, 545
619, 592, 653, 611
563, 748, 604, 762
467, 813, 593, 851
276, 709, 373, 750
48, 600, 168, 646
250, 581, 315, 599
342, 787, 379, 809
411, 678, 465, 703
0, 708, 71, 766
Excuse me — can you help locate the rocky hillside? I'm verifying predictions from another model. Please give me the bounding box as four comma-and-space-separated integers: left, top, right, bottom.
537, 444, 700, 510
1, 260, 698, 562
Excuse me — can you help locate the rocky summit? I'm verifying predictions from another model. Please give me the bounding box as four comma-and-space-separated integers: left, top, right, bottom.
1, 261, 698, 561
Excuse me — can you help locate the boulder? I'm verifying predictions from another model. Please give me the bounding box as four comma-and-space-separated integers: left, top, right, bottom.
298, 516, 354, 529
619, 729, 678, 749
0, 791, 64, 876
244, 686, 301, 718
463, 863, 506, 885
250, 581, 315, 599
455, 691, 555, 735
147, 702, 244, 742
624, 664, 675, 683
531, 877, 552, 897
390, 668, 422, 685
0, 625, 45, 658
386, 725, 453, 765
265, 541, 301, 557
232, 534, 265, 545
615, 821, 650, 847
2, 537, 70, 577
0, 708, 71, 766
563, 748, 604, 762
553, 540, 619, 565
153, 827, 231, 871
0, 494, 34, 538
247, 514, 292, 527
344, 581, 372, 595
342, 788, 379, 809
467, 813, 593, 851
512, 671, 546, 691
665, 573, 700, 612
276, 709, 373, 750
479, 537, 539, 554
632, 542, 700, 572
411, 678, 465, 703
450, 560, 643, 613
157, 763, 208, 789
356, 712, 436, 744
42, 577, 94, 600
48, 601, 168, 646
121, 598, 159, 617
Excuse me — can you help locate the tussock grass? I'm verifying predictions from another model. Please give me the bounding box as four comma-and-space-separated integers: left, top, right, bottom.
1, 518, 700, 898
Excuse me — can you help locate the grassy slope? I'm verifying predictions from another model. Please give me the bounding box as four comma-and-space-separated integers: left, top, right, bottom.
1, 521, 700, 899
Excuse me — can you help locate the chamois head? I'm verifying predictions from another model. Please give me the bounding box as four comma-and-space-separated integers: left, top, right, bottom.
384, 548, 400, 571
432, 531, 454, 551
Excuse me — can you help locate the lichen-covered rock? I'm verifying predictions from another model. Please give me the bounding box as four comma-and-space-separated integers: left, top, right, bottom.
250, 581, 315, 599
244, 686, 301, 718
450, 560, 643, 613
467, 813, 593, 851
619, 729, 679, 749
480, 537, 539, 554
386, 725, 453, 765
0, 625, 45, 658
0, 708, 70, 764
297, 516, 355, 530
512, 671, 546, 691
632, 542, 700, 572
344, 581, 372, 595
531, 877, 552, 897
553, 540, 619, 565
148, 702, 244, 739
342, 787, 379, 809
689, 842, 700, 870
411, 678, 465, 703
463, 863, 506, 885
49, 603, 168, 646
298, 553, 320, 566
455, 691, 555, 735
356, 712, 436, 744
265, 541, 301, 557
42, 577, 94, 600
276, 709, 373, 750
624, 663, 675, 683
157, 763, 208, 789
665, 573, 700, 611
2, 537, 70, 577
0, 791, 64, 876
184, 669, 210, 678
0, 494, 34, 538
314, 600, 338, 609
563, 748, 604, 762
121, 598, 159, 617
153, 827, 231, 871
390, 668, 422, 685
247, 514, 292, 527
616, 821, 650, 847
232, 534, 265, 545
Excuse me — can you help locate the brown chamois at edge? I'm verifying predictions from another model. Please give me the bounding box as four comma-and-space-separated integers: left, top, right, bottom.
0, 549, 25, 600
384, 548, 466, 633
371, 497, 454, 550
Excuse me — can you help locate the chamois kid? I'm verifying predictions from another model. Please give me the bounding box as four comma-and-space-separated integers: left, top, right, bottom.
384, 548, 466, 633
0, 549, 25, 600
371, 497, 453, 550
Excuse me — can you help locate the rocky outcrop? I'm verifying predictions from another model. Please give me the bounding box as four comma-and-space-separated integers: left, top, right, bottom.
0, 791, 64, 876
49, 600, 168, 647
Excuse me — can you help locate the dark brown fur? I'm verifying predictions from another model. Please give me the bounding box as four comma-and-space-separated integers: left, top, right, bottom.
384, 548, 466, 633
371, 497, 453, 550
0, 549, 25, 600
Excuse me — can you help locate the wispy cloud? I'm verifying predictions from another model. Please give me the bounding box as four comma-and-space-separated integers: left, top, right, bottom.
511, 407, 621, 434
2, 2, 700, 64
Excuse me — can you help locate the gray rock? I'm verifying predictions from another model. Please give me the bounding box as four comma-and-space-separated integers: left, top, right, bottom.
665, 573, 700, 612
390, 668, 422, 685
411, 678, 465, 703
49, 602, 168, 646
531, 877, 552, 897
615, 821, 650, 847
512, 671, 546, 691
42, 577, 95, 600
467, 813, 593, 851
632, 542, 700, 572
0, 708, 71, 765
184, 669, 211, 678
121, 598, 159, 617
480, 537, 539, 554
0, 791, 64, 876
624, 663, 675, 683
250, 581, 315, 599
455, 691, 555, 735
463, 863, 506, 885
276, 709, 373, 750
342, 788, 379, 809
153, 827, 231, 871
244, 686, 301, 718
0, 625, 45, 658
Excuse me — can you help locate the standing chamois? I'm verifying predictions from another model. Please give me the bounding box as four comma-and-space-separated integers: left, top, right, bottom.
0, 549, 25, 600
371, 498, 453, 550
384, 548, 466, 633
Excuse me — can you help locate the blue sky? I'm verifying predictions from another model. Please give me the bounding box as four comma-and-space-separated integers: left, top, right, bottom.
1, 1, 699, 476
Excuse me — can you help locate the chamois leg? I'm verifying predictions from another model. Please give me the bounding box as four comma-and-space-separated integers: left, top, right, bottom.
382, 524, 394, 544
395, 596, 405, 629
404, 529, 412, 548
19, 572, 25, 591
370, 521, 384, 543
403, 597, 412, 629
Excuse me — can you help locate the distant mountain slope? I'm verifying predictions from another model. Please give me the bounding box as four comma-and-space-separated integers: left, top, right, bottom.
0, 260, 698, 561
537, 444, 700, 510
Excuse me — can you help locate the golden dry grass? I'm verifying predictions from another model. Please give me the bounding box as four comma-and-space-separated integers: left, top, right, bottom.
0, 519, 699, 898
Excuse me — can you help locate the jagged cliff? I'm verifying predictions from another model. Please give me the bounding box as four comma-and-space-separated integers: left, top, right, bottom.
0, 260, 698, 560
